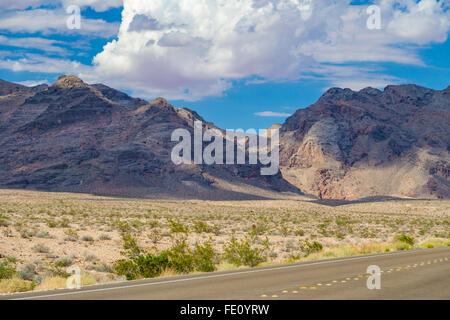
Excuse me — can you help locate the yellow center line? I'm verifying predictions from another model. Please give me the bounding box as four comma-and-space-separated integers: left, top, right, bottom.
310, 287, 317, 290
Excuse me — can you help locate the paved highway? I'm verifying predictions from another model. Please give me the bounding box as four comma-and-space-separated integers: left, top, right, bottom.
3, 247, 449, 300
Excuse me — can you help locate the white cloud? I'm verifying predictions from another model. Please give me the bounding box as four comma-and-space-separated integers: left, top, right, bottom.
87, 0, 449, 100
0, 8, 119, 37
1, 0, 447, 100
0, 36, 69, 55
255, 111, 292, 117
0, 0, 122, 12
16, 79, 49, 87
0, 1, 58, 10
0, 54, 91, 74
385, 0, 450, 44
61, 0, 123, 12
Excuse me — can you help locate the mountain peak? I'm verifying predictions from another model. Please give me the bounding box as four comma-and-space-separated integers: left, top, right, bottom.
149, 97, 172, 108
51, 74, 88, 89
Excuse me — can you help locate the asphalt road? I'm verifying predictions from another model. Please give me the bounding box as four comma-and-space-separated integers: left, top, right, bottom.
3, 247, 450, 300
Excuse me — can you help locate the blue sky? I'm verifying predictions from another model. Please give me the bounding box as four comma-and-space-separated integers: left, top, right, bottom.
0, 0, 449, 129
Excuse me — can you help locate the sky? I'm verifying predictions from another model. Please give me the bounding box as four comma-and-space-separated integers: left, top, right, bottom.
0, 0, 449, 129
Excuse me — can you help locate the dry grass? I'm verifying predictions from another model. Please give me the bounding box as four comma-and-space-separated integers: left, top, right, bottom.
0, 277, 34, 293
0, 189, 448, 293
34, 273, 97, 291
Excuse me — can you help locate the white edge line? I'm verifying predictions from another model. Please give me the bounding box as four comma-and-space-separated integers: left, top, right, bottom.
10, 247, 448, 300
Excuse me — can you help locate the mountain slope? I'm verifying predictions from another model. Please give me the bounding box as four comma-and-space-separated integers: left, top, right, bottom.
280, 84, 450, 200
0, 75, 299, 200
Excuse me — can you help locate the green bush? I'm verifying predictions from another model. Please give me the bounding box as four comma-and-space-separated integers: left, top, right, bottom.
193, 221, 213, 234
223, 236, 269, 267
192, 242, 218, 272
299, 240, 323, 256
115, 233, 219, 280
395, 234, 415, 246
0, 214, 9, 227
166, 239, 194, 273
168, 219, 189, 233
116, 252, 170, 280
0, 258, 16, 280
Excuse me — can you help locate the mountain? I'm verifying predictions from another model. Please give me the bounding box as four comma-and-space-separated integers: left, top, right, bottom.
0, 75, 299, 200
280, 84, 450, 200
1, 76, 448, 201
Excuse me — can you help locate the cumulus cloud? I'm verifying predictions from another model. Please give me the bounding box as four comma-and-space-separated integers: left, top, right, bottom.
88, 0, 449, 100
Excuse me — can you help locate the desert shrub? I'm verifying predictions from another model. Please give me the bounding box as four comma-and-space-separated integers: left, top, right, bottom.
115, 233, 218, 280
55, 257, 73, 267
84, 254, 98, 262
115, 233, 170, 280
18, 264, 37, 281
168, 219, 189, 233
395, 243, 409, 251
395, 234, 415, 246
192, 242, 218, 272
0, 258, 16, 280
90, 264, 114, 273
335, 216, 351, 226
36, 231, 52, 238
193, 221, 213, 234
59, 218, 70, 228
99, 234, 111, 240
299, 240, 323, 256
64, 229, 79, 241
81, 235, 94, 242
47, 219, 57, 228
223, 236, 269, 267
115, 252, 170, 280
249, 224, 267, 237
32, 243, 50, 253
20, 229, 35, 239
148, 230, 162, 244
166, 239, 194, 273
0, 214, 9, 227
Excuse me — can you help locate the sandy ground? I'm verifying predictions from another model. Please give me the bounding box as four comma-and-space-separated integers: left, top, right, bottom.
0, 189, 448, 282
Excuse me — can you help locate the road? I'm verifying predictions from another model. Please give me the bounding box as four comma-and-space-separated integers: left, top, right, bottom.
3, 247, 450, 300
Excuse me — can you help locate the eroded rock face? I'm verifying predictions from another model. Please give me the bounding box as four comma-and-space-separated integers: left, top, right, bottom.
0, 75, 299, 200
280, 84, 450, 200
